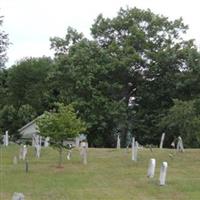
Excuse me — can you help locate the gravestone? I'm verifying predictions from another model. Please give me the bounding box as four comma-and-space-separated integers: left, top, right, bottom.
117, 135, 120, 149
13, 156, 18, 165
131, 137, 135, 161
12, 192, 25, 200
3, 130, 9, 146
147, 158, 156, 178
177, 136, 184, 152
159, 132, 165, 149
159, 161, 168, 186
134, 141, 139, 161
132, 138, 138, 161
80, 141, 88, 165
35, 144, 41, 158
19, 145, 23, 160
75, 136, 80, 148
67, 144, 72, 160
22, 145, 27, 160
44, 137, 50, 147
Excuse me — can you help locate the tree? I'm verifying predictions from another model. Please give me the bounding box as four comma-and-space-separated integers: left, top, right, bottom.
50, 7, 196, 146
159, 99, 200, 147
36, 103, 86, 166
7, 57, 54, 113
0, 15, 9, 68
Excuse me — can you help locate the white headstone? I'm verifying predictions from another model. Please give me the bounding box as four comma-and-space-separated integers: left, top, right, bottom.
159, 161, 168, 186
131, 137, 135, 161
12, 192, 25, 200
159, 132, 165, 149
134, 141, 138, 161
35, 144, 41, 158
67, 150, 72, 160
80, 141, 88, 165
117, 135, 120, 149
177, 136, 184, 152
75, 136, 80, 148
147, 158, 156, 178
22, 145, 27, 160
19, 145, 23, 160
3, 131, 9, 146
44, 137, 50, 147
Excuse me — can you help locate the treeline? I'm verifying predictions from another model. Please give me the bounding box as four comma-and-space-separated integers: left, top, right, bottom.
1, 7, 200, 147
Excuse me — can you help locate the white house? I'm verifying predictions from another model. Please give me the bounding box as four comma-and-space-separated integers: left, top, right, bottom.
18, 119, 39, 139
18, 118, 86, 147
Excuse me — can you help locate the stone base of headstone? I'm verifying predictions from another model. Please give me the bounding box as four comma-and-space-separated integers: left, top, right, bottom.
12, 192, 25, 200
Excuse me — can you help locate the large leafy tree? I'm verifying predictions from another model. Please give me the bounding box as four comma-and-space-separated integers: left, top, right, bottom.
0, 15, 9, 68
91, 7, 197, 145
159, 99, 200, 147
50, 7, 196, 146
37, 103, 86, 166
7, 57, 54, 113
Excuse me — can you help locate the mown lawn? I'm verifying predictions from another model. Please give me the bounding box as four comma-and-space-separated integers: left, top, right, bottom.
0, 145, 200, 200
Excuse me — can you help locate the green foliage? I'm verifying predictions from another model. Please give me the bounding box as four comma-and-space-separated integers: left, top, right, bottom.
0, 15, 9, 67
37, 103, 86, 146
37, 103, 86, 166
159, 99, 200, 147
7, 57, 54, 112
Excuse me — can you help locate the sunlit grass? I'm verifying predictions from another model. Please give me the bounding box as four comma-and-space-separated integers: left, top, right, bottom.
0, 145, 200, 200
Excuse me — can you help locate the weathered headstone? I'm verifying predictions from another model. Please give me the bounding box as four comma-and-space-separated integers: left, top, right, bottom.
3, 130, 9, 146
147, 158, 156, 178
117, 135, 120, 149
22, 145, 27, 160
177, 136, 184, 152
159, 132, 165, 149
159, 161, 168, 186
80, 141, 88, 165
19, 145, 23, 160
131, 137, 135, 161
13, 156, 18, 165
134, 141, 139, 161
35, 144, 41, 158
75, 136, 80, 148
12, 192, 25, 200
44, 137, 50, 147
67, 150, 71, 160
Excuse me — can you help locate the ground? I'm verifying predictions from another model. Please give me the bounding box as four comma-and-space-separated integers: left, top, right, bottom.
0, 145, 200, 200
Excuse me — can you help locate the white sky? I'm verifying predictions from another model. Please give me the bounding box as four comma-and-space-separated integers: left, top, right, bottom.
1, 0, 200, 67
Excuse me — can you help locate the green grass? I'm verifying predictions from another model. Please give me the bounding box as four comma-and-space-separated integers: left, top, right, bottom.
0, 145, 200, 200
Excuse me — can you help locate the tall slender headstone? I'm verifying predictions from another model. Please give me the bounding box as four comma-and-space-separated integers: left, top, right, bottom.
80, 141, 88, 165
159, 161, 168, 186
134, 141, 138, 161
131, 137, 135, 161
159, 132, 165, 149
75, 136, 80, 148
147, 158, 156, 178
117, 135, 120, 149
22, 145, 27, 160
3, 131, 9, 146
19, 145, 23, 160
35, 144, 41, 158
177, 136, 184, 152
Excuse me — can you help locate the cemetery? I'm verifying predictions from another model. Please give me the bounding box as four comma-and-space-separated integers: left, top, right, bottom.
1, 3, 200, 200
1, 137, 200, 199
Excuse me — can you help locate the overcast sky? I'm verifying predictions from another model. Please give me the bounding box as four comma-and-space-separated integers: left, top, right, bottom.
1, 0, 200, 67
